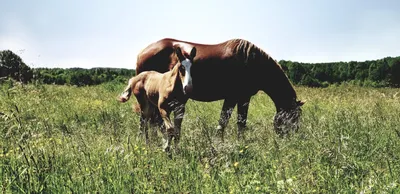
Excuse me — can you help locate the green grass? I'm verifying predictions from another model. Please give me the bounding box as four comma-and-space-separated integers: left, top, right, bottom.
1, 81, 399, 193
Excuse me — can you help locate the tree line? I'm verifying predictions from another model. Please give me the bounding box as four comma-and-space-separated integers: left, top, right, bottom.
1, 50, 135, 86
279, 56, 400, 87
2, 49, 400, 87
35, 67, 135, 86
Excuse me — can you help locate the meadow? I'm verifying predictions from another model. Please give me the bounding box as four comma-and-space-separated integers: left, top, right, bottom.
1, 81, 399, 193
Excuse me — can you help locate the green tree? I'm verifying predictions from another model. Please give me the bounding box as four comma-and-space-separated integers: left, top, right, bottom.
0, 50, 33, 83
390, 58, 400, 87
368, 60, 389, 83
287, 62, 306, 84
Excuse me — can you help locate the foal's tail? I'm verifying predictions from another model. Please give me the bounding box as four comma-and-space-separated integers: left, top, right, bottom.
118, 77, 134, 103
118, 76, 142, 113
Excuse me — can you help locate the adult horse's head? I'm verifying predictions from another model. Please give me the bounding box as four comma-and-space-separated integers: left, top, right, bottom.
175, 46, 196, 94
273, 100, 305, 136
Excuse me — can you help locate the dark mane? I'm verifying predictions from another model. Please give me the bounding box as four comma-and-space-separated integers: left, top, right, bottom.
227, 39, 277, 65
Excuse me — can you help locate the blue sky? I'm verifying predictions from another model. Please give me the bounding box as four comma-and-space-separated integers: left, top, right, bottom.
1, 0, 399, 69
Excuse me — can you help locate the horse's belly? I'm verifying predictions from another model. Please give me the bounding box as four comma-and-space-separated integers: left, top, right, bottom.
188, 81, 254, 102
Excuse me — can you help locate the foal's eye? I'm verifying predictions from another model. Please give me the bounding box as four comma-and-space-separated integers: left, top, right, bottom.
179, 65, 185, 75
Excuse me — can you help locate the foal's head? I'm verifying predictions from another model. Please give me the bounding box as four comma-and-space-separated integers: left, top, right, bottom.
174, 46, 196, 94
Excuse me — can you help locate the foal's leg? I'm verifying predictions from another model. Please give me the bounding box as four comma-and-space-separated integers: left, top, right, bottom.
139, 113, 149, 144
149, 104, 163, 138
237, 97, 251, 139
137, 95, 151, 144
216, 99, 237, 140
158, 103, 174, 153
173, 102, 186, 152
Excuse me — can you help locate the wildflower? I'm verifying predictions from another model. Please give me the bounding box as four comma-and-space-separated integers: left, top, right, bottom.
256, 186, 260, 191
286, 178, 293, 186
234, 162, 239, 168
277, 180, 285, 191
93, 100, 102, 107
239, 149, 244, 153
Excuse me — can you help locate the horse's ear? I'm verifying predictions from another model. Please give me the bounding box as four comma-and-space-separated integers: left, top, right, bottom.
175, 47, 184, 61
297, 100, 305, 106
189, 47, 197, 60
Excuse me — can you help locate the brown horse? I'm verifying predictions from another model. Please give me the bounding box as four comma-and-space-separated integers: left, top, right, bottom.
135, 38, 305, 137
118, 47, 196, 152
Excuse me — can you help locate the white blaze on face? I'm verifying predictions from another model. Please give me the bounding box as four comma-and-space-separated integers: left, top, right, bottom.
181, 58, 192, 92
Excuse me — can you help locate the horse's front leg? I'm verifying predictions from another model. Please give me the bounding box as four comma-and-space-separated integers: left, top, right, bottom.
237, 97, 251, 139
216, 99, 237, 141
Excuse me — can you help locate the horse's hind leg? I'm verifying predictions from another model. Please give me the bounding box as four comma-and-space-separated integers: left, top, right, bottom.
216, 99, 237, 141
237, 97, 251, 139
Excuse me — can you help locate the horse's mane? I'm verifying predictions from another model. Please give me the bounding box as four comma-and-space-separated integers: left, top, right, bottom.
226, 39, 283, 70
226, 39, 297, 103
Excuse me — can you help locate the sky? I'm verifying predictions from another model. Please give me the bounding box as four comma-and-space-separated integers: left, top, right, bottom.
1, 0, 400, 69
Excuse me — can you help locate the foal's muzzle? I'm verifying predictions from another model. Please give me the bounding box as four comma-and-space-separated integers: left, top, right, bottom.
184, 85, 193, 94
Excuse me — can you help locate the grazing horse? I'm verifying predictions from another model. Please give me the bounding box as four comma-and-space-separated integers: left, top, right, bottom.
118, 47, 196, 152
135, 38, 305, 137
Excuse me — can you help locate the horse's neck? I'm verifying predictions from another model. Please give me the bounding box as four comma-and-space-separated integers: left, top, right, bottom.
261, 62, 297, 111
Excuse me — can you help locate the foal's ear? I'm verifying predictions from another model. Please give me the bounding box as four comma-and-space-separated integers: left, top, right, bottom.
175, 47, 185, 61
189, 47, 197, 60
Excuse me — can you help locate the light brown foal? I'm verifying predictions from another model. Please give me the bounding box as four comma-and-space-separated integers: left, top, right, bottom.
118, 47, 196, 152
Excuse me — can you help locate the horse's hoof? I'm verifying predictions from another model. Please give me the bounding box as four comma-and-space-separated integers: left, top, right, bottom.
216, 125, 225, 141
174, 145, 181, 154
163, 147, 170, 152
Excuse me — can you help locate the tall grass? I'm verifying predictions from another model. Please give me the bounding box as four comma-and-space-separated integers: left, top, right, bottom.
1, 81, 399, 193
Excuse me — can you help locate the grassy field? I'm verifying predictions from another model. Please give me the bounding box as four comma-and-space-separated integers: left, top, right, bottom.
1, 81, 399, 193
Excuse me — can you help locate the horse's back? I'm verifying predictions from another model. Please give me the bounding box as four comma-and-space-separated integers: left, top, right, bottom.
136, 38, 237, 74
136, 39, 176, 74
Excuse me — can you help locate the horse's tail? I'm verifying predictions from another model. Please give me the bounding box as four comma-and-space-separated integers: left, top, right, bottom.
118, 77, 134, 103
